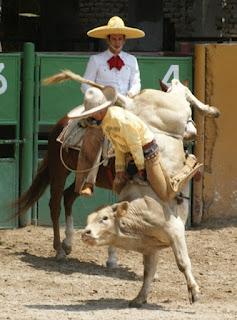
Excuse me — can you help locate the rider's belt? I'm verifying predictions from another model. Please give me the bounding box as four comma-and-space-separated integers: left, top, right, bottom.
143, 139, 159, 160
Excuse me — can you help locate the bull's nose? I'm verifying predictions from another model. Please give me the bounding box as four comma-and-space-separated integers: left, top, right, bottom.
81, 229, 91, 239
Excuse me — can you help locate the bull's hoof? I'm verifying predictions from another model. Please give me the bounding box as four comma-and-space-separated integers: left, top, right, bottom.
188, 286, 200, 304
129, 299, 146, 308
62, 240, 72, 255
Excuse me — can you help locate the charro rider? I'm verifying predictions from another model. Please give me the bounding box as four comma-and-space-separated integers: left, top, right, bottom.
68, 86, 202, 202
78, 16, 145, 196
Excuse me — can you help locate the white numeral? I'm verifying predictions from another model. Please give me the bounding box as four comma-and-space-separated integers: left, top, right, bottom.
0, 63, 8, 95
162, 65, 179, 85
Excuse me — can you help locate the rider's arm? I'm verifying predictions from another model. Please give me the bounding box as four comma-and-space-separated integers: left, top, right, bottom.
122, 124, 145, 171
114, 148, 126, 173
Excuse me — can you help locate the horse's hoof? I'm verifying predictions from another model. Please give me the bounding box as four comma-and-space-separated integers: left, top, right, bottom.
62, 240, 72, 255
56, 248, 67, 260
106, 260, 118, 269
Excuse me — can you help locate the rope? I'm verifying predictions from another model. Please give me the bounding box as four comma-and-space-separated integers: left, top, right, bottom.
59, 143, 109, 173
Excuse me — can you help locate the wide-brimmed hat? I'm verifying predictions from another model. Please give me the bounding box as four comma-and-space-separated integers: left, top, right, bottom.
67, 86, 117, 119
87, 16, 145, 39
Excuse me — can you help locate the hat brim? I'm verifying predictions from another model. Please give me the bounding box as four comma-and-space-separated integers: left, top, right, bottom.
67, 100, 112, 119
87, 26, 145, 39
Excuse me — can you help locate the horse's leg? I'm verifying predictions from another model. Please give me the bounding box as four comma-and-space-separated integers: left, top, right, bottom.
169, 217, 200, 303
62, 182, 78, 255
49, 175, 67, 260
106, 246, 118, 268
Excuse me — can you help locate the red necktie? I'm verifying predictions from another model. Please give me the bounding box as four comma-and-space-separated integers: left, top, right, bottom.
107, 55, 125, 71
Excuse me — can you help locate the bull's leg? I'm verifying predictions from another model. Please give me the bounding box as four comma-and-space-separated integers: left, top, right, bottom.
129, 252, 158, 308
106, 246, 118, 268
169, 219, 200, 303
185, 87, 220, 117
62, 182, 78, 255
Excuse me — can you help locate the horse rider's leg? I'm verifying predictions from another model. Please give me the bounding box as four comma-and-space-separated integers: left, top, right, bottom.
129, 252, 159, 308
168, 217, 200, 303
145, 153, 202, 201
145, 154, 173, 201
75, 126, 104, 196
49, 175, 67, 260
106, 246, 118, 268
80, 145, 103, 196
62, 182, 78, 255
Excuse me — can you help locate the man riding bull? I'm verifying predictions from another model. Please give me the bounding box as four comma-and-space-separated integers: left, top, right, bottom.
68, 86, 202, 202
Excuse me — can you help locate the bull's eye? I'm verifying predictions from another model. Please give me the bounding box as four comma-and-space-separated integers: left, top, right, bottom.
102, 216, 108, 221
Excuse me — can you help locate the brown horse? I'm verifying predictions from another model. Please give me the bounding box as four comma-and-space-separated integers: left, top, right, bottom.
14, 115, 116, 260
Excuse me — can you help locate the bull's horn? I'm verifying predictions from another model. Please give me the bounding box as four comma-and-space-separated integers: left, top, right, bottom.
159, 79, 169, 92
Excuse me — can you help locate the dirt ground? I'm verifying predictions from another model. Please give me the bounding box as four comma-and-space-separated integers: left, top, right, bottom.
0, 217, 236, 320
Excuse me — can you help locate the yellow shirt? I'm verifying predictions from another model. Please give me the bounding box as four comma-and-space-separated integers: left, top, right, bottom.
101, 106, 154, 172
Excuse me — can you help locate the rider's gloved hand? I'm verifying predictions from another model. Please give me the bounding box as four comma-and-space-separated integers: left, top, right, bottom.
133, 169, 148, 185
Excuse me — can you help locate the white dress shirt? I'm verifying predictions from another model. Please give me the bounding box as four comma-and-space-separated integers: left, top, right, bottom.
81, 50, 141, 97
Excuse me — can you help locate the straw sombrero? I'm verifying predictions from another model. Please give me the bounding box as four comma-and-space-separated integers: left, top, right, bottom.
67, 86, 117, 119
87, 16, 145, 39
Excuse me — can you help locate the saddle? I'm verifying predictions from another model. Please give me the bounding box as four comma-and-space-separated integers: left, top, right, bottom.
57, 119, 114, 163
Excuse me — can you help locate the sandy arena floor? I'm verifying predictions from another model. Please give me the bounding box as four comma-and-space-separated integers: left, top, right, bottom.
0, 218, 236, 320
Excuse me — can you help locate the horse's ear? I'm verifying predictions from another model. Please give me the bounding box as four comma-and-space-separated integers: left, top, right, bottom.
159, 80, 169, 92
115, 201, 129, 218
182, 79, 189, 88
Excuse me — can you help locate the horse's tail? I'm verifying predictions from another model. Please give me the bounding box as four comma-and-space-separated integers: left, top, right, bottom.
42, 69, 104, 89
12, 153, 50, 216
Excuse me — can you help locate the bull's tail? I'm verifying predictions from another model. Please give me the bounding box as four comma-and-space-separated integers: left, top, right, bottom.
12, 154, 50, 217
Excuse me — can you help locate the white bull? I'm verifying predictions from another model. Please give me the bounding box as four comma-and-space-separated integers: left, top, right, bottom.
82, 186, 199, 307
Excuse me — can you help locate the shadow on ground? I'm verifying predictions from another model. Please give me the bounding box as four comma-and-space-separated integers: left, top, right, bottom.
17, 251, 139, 281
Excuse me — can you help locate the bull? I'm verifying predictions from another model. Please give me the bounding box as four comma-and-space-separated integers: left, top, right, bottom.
82, 184, 200, 307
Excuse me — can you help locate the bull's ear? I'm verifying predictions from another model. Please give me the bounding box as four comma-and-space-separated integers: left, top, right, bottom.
116, 201, 129, 218
111, 203, 118, 212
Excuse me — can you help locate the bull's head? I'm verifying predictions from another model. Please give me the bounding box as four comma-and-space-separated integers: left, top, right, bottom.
81, 201, 129, 246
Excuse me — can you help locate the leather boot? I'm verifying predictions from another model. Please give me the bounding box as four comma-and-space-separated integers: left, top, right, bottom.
146, 153, 202, 202
170, 154, 203, 193
80, 183, 93, 197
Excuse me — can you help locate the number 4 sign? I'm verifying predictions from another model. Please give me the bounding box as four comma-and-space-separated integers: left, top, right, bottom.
162, 65, 179, 85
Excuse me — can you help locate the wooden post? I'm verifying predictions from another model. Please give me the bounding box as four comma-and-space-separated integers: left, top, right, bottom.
192, 44, 206, 225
